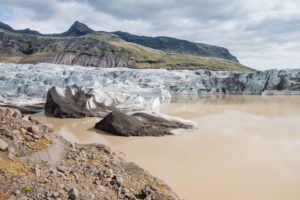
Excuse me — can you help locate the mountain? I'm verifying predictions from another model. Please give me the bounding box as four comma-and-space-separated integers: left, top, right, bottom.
113, 31, 238, 62
0, 21, 253, 72
0, 21, 41, 35
57, 21, 95, 36
0, 21, 14, 32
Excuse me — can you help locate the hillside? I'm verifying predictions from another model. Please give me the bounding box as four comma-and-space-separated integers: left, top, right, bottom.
0, 21, 253, 72
113, 31, 238, 62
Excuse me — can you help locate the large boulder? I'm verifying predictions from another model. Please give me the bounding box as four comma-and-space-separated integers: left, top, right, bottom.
45, 85, 161, 118
45, 85, 111, 118
94, 110, 193, 137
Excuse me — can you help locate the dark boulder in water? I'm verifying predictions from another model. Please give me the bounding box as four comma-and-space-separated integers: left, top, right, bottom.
94, 110, 193, 137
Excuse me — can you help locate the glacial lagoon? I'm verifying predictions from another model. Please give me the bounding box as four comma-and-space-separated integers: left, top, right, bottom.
37, 95, 300, 200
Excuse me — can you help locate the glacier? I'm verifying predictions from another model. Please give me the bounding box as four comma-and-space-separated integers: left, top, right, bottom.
1, 63, 300, 110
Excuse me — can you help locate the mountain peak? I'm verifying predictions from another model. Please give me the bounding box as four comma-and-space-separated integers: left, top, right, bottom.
60, 21, 95, 36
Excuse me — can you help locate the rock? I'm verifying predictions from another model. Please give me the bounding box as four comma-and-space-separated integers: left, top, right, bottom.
68, 188, 79, 200
14, 190, 21, 195
24, 135, 33, 141
116, 176, 124, 185
7, 146, 15, 159
57, 166, 67, 174
44, 85, 161, 118
35, 166, 41, 177
31, 134, 41, 139
45, 191, 53, 198
20, 128, 27, 134
104, 169, 114, 178
53, 192, 59, 198
45, 85, 101, 118
97, 185, 106, 192
0, 138, 9, 151
27, 125, 39, 134
0, 107, 21, 118
1, 126, 11, 137
95, 110, 193, 137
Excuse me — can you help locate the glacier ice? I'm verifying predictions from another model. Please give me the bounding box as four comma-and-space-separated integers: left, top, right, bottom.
1, 62, 300, 109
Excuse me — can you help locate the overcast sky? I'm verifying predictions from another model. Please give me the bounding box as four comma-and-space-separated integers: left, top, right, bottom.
0, 0, 299, 70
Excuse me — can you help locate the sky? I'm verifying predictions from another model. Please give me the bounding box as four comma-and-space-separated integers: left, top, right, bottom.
0, 0, 299, 70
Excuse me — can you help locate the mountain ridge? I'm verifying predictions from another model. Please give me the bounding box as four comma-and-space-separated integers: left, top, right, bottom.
0, 21, 253, 72
112, 31, 238, 62
0, 21, 41, 35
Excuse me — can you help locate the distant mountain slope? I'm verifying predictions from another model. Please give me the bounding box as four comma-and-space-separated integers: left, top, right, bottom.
0, 21, 41, 36
113, 31, 238, 62
0, 21, 253, 72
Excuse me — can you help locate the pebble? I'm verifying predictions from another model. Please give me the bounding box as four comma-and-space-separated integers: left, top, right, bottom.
68, 188, 79, 200
7, 146, 16, 159
97, 185, 106, 192
53, 192, 59, 198
24, 135, 33, 141
21, 116, 30, 121
116, 176, 124, 185
27, 125, 39, 134
20, 128, 27, 134
32, 134, 41, 139
35, 166, 41, 177
57, 166, 67, 174
0, 138, 9, 150
105, 169, 114, 178
45, 191, 52, 198
1, 126, 11, 135
14, 190, 21, 195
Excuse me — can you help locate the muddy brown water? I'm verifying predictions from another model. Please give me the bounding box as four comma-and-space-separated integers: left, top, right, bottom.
36, 96, 300, 200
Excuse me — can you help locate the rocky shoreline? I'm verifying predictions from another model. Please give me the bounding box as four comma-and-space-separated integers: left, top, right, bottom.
0, 107, 180, 200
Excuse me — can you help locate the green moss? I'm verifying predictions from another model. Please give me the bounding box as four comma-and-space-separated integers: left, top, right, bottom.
90, 155, 106, 164
29, 138, 52, 151
0, 157, 27, 174
154, 182, 166, 190
22, 185, 32, 193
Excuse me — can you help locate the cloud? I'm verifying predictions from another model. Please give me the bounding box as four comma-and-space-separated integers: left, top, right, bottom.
0, 0, 58, 20
0, 0, 299, 70
82, 0, 243, 21
0, 6, 13, 20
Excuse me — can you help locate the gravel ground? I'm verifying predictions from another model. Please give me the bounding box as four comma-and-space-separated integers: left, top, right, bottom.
0, 107, 180, 200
